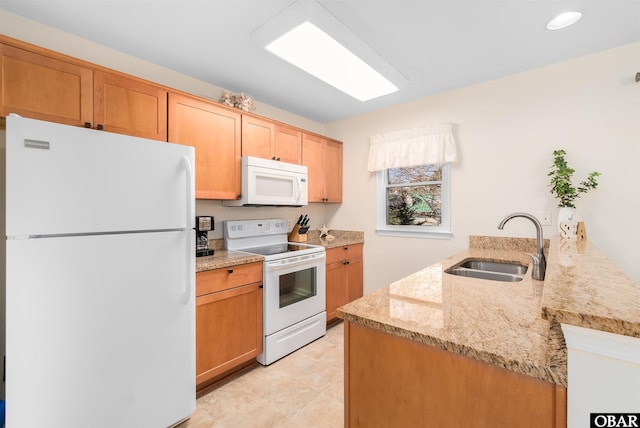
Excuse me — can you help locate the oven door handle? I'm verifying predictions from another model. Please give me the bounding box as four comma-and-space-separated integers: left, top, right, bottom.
265, 253, 326, 271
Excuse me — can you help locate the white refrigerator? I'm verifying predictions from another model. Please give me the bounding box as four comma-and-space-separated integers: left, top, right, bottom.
4, 115, 196, 427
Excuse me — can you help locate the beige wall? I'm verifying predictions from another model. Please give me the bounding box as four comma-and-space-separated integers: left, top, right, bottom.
326, 41, 640, 291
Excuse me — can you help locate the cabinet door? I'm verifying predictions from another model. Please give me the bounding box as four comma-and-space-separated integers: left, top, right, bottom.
168, 93, 241, 199
241, 115, 275, 160
347, 256, 364, 302
324, 139, 343, 203
326, 261, 348, 323
302, 133, 326, 202
196, 282, 263, 386
0, 44, 93, 127
93, 70, 167, 141
274, 124, 302, 164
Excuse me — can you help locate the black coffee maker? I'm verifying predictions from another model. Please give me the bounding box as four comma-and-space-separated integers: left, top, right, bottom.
195, 216, 214, 257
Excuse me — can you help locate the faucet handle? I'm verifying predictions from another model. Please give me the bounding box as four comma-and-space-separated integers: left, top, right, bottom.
525, 252, 546, 281
526, 253, 541, 263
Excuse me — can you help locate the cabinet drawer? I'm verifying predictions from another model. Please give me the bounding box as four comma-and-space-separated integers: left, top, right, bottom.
326, 243, 363, 265
196, 261, 262, 296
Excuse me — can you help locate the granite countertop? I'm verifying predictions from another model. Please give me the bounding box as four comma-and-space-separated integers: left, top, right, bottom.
337, 235, 640, 387
195, 249, 263, 273
195, 229, 364, 273
305, 229, 365, 249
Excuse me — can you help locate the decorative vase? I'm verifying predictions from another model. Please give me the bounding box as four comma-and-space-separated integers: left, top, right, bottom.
557, 207, 577, 236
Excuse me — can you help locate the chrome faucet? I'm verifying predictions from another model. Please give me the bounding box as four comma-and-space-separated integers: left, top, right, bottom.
497, 212, 546, 281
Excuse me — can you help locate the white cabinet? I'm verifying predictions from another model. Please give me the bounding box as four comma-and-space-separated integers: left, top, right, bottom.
562, 324, 640, 428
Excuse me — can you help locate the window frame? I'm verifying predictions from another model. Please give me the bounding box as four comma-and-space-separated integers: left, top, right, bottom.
375, 163, 452, 239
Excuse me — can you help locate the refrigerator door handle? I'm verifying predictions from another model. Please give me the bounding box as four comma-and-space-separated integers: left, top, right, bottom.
181, 155, 194, 304
181, 155, 194, 228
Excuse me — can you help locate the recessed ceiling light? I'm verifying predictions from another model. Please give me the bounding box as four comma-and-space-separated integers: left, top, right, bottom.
252, 0, 407, 102
265, 21, 398, 101
546, 11, 582, 30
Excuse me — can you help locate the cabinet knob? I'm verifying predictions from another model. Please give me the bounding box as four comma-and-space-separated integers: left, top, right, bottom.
84, 122, 91, 128
96, 124, 104, 130
344, 247, 349, 250
228, 269, 234, 274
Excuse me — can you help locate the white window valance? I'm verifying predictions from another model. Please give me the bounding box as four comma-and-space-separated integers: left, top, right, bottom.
367, 123, 457, 172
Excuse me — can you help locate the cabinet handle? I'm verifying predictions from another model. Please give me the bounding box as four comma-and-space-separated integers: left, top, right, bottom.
96, 124, 104, 130
84, 122, 91, 128
228, 269, 234, 274
344, 247, 349, 250
276, 157, 281, 161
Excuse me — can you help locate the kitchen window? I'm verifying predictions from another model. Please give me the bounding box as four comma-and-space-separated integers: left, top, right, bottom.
376, 163, 451, 239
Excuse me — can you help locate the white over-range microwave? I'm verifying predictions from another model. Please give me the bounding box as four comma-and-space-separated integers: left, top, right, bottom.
222, 156, 308, 207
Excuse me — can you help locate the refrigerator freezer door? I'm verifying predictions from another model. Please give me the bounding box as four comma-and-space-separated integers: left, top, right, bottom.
6, 115, 195, 237
6, 231, 195, 428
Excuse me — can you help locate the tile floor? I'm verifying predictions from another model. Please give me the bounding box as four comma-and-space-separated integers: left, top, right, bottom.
180, 321, 345, 428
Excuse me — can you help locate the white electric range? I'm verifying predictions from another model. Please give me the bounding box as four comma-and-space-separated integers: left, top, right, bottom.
224, 219, 326, 365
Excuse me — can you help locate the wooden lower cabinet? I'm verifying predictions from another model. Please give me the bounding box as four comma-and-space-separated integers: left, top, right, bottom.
196, 262, 263, 391
344, 322, 567, 428
326, 244, 363, 322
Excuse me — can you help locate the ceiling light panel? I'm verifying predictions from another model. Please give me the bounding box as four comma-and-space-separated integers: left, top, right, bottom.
266, 21, 398, 101
252, 0, 407, 101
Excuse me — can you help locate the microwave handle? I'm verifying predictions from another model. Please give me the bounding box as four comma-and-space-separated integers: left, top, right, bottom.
295, 175, 301, 202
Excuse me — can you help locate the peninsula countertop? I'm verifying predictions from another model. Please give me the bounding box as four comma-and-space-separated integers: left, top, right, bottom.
337, 235, 640, 387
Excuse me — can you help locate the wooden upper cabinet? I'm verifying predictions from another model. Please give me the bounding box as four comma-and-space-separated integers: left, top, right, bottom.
325, 139, 343, 203
0, 43, 93, 126
302, 133, 343, 202
242, 115, 302, 164
168, 93, 242, 200
93, 70, 167, 141
274, 124, 302, 164
241, 115, 275, 160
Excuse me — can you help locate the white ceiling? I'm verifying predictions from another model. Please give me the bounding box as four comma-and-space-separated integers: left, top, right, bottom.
2, 0, 640, 123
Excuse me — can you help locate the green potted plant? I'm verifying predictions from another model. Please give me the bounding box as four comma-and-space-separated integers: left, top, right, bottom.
548, 149, 601, 232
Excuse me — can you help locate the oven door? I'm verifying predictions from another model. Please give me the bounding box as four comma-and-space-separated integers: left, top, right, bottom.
263, 251, 326, 335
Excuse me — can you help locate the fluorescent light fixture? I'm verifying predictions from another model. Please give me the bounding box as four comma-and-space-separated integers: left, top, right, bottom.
252, 0, 407, 102
266, 21, 397, 101
546, 11, 582, 30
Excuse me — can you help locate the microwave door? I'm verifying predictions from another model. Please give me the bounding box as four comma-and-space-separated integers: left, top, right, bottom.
250, 168, 298, 205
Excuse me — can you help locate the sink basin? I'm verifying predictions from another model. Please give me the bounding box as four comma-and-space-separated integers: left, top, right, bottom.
458, 259, 528, 275
445, 259, 528, 282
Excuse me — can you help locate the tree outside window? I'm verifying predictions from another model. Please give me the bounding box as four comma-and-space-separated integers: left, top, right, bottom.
376, 164, 451, 238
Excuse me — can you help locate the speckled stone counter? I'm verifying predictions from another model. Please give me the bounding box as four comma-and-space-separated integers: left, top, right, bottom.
337, 235, 638, 387
541, 238, 640, 338
305, 229, 364, 249
195, 249, 263, 273
195, 230, 363, 273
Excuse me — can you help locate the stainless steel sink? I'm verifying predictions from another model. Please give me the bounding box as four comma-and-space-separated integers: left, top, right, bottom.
458, 260, 528, 275
445, 259, 528, 282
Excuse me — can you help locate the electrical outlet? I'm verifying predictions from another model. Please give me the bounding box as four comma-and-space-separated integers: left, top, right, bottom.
540, 212, 552, 226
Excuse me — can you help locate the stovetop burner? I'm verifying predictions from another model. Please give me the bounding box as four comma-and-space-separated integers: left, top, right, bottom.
224, 219, 324, 261
243, 243, 317, 256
